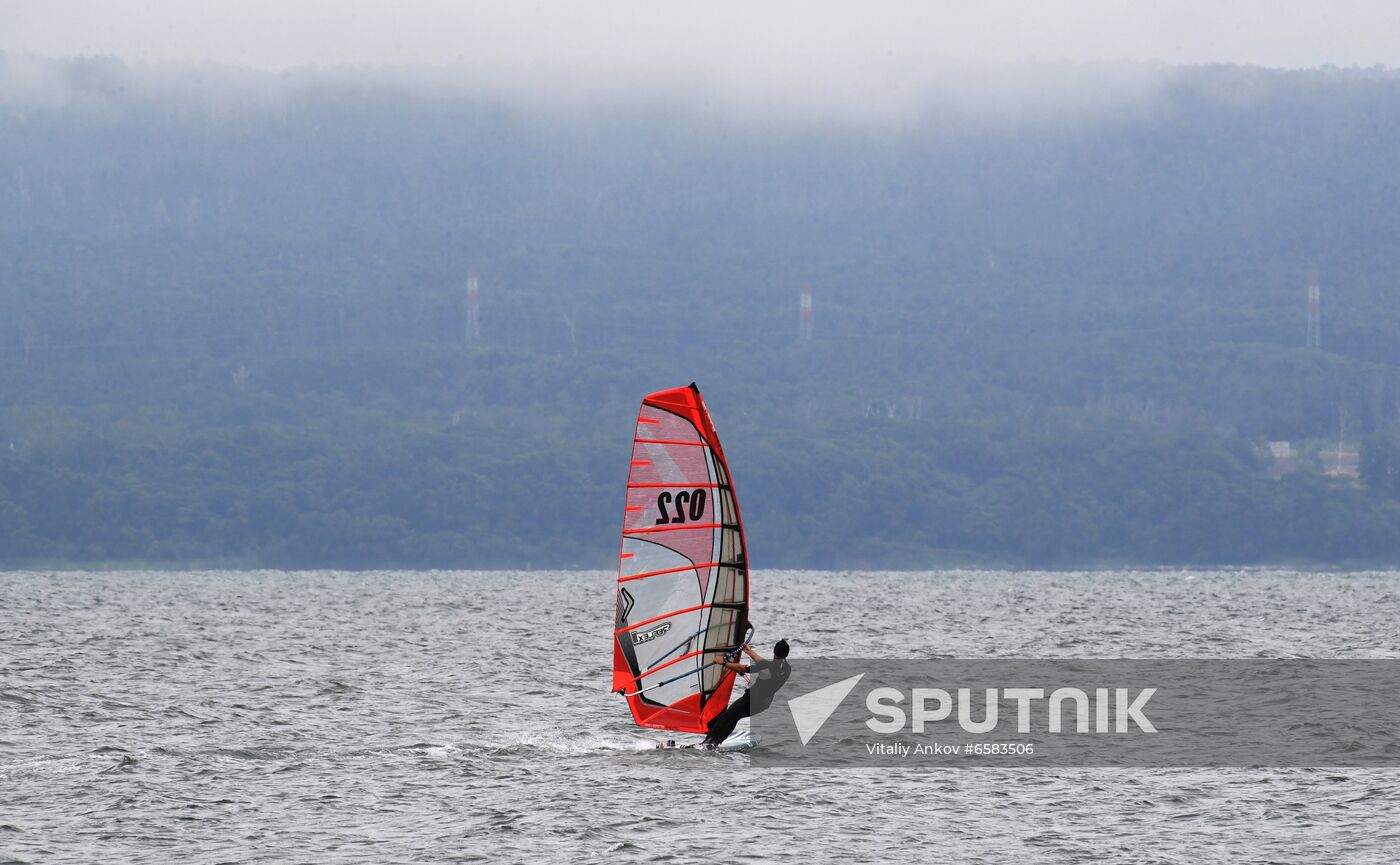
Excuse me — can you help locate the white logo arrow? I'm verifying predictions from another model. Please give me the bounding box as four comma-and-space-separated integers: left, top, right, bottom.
787, 674, 865, 745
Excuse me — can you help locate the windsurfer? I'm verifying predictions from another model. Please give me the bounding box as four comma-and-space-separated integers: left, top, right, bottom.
700, 639, 791, 748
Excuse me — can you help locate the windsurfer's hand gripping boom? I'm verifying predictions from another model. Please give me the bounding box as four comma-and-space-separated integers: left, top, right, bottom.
713, 643, 764, 674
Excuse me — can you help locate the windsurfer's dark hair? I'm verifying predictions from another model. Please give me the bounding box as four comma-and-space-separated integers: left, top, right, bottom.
773, 639, 790, 659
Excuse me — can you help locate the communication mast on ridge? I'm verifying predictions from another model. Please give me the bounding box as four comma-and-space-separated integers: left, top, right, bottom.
1306, 273, 1321, 349
799, 284, 813, 342
466, 270, 481, 343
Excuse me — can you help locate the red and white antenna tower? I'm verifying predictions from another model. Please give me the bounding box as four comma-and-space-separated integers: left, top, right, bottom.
1306, 272, 1320, 349
466, 270, 481, 343
799, 284, 813, 341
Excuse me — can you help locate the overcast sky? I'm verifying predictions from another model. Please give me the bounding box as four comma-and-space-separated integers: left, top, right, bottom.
4, 1, 1399, 120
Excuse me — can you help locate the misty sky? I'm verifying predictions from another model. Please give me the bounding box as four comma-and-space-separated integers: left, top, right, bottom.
4, 1, 1400, 121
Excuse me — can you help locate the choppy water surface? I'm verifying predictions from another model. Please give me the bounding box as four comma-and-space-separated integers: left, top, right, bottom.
3, 569, 1400, 863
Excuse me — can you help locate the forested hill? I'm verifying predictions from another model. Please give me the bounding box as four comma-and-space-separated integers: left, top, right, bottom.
4, 56, 1400, 568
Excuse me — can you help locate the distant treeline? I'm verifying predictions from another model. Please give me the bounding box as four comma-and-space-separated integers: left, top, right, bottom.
3, 57, 1400, 568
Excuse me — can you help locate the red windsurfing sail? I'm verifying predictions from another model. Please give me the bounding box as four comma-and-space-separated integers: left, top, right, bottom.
612, 384, 750, 733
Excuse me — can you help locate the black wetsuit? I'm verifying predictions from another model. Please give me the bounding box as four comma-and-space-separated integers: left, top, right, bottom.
702, 658, 791, 747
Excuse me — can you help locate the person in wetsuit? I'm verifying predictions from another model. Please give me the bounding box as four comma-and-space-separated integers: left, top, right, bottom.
700, 639, 791, 748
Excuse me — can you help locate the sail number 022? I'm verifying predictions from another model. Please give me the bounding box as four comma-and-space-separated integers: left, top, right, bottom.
655, 489, 707, 524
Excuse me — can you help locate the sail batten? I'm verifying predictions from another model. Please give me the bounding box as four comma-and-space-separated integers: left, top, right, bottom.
618, 562, 725, 583
612, 384, 750, 734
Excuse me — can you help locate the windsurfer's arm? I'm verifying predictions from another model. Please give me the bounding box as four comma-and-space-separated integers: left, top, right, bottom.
713, 657, 748, 673
741, 644, 765, 662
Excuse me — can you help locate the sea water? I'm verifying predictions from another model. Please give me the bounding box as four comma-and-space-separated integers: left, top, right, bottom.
3, 569, 1399, 863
